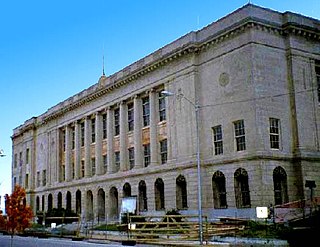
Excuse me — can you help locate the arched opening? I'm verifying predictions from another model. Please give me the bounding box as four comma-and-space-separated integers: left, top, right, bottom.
97, 188, 106, 222
48, 194, 53, 211
42, 195, 45, 211
76, 190, 81, 215
176, 175, 188, 210
57, 192, 62, 209
66, 191, 72, 211
212, 171, 227, 209
154, 178, 165, 211
273, 166, 288, 205
86, 190, 94, 221
36, 196, 40, 211
109, 187, 119, 221
123, 182, 131, 197
234, 168, 251, 208
138, 180, 148, 212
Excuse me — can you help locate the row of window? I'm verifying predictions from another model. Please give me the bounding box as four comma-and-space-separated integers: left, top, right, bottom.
212, 118, 280, 155
13, 148, 30, 168
61, 91, 166, 150
58, 139, 168, 182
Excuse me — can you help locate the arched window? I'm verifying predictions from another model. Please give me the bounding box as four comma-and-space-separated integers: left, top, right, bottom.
42, 195, 45, 212
155, 178, 165, 210
212, 171, 227, 209
66, 191, 72, 211
123, 183, 131, 197
109, 187, 119, 221
76, 190, 81, 215
176, 175, 188, 210
36, 196, 40, 211
97, 188, 106, 221
86, 190, 94, 221
273, 166, 288, 205
48, 194, 53, 211
234, 168, 251, 208
138, 180, 148, 212
57, 192, 62, 209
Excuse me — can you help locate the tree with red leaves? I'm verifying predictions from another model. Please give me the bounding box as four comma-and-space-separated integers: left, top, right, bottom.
0, 185, 33, 236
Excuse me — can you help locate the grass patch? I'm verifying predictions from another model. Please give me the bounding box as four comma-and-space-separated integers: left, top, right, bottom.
93, 224, 119, 231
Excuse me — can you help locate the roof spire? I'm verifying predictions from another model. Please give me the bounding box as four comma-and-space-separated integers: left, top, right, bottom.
102, 54, 105, 76
102, 41, 106, 76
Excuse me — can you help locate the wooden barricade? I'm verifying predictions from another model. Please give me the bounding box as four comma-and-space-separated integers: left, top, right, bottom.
127, 214, 208, 243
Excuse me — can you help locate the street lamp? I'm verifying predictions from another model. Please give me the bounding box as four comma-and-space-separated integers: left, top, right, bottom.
161, 90, 204, 245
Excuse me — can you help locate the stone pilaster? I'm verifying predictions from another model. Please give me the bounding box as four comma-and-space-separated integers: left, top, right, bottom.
120, 101, 128, 171
74, 121, 81, 179
84, 117, 91, 177
65, 125, 72, 181
134, 95, 143, 169
95, 112, 103, 175
150, 89, 158, 166
107, 107, 115, 173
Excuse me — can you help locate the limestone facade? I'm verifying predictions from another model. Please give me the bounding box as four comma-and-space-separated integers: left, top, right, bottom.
12, 4, 320, 221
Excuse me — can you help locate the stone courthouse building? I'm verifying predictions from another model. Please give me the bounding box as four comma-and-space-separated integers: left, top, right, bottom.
12, 4, 320, 222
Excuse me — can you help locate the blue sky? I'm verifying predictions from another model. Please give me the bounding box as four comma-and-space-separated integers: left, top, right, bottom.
0, 0, 319, 209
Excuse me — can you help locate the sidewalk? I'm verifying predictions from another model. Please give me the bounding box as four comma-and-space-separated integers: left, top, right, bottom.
85, 231, 289, 246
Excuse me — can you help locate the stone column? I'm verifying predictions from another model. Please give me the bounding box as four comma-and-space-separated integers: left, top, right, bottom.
120, 101, 128, 171
134, 95, 143, 169
84, 117, 91, 177
65, 125, 72, 181
74, 121, 81, 179
95, 112, 103, 175
107, 107, 115, 173
150, 89, 158, 166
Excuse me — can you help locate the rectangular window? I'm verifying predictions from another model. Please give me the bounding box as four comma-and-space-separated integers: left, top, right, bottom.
234, 120, 246, 151
80, 122, 85, 147
270, 118, 280, 149
26, 148, 30, 164
62, 129, 66, 151
91, 157, 96, 175
91, 118, 95, 143
60, 164, 65, 181
160, 139, 168, 164
19, 152, 23, 166
103, 154, 107, 174
128, 147, 134, 169
142, 97, 150, 127
72, 162, 75, 179
212, 125, 223, 155
159, 92, 166, 122
143, 144, 150, 167
81, 160, 85, 178
102, 113, 107, 139
72, 126, 75, 150
25, 174, 29, 188
114, 108, 120, 136
128, 102, 134, 131
316, 60, 320, 103
42, 170, 47, 186
37, 171, 40, 187
14, 153, 17, 168
115, 151, 120, 171
14, 177, 17, 186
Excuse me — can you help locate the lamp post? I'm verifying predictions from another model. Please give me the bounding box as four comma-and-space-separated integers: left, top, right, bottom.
161, 90, 203, 245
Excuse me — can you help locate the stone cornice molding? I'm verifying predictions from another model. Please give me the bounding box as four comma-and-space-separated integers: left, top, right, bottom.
13, 5, 320, 137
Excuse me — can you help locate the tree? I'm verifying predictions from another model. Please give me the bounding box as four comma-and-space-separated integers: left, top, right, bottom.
0, 185, 33, 235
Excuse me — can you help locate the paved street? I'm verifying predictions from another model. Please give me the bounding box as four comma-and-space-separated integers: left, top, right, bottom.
0, 235, 156, 247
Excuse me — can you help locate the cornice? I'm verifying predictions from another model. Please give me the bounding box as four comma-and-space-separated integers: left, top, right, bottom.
14, 13, 320, 137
